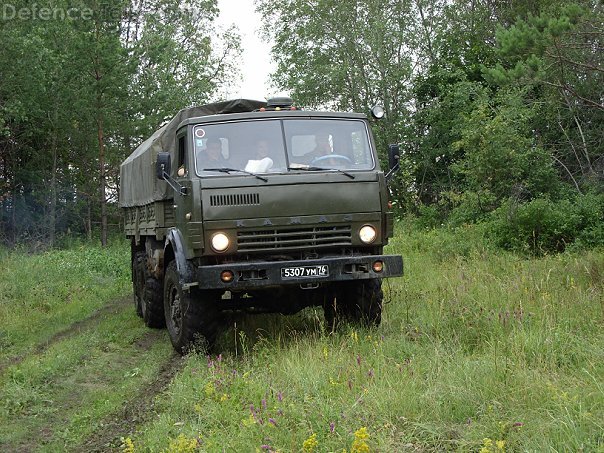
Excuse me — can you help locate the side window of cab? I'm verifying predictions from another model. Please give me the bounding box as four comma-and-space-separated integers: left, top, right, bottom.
177, 135, 186, 177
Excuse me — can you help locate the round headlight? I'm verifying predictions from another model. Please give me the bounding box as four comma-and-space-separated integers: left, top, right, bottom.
211, 232, 230, 252
359, 225, 377, 244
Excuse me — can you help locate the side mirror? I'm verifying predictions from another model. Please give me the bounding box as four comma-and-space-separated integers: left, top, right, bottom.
385, 144, 400, 181
388, 144, 400, 171
370, 105, 385, 119
156, 152, 171, 179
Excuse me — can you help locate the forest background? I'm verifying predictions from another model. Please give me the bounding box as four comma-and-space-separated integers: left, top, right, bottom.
0, 0, 602, 254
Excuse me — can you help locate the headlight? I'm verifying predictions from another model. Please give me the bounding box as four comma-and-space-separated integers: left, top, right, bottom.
359, 225, 377, 244
211, 232, 230, 252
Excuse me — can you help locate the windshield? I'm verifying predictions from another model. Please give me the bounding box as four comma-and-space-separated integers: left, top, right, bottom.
194, 118, 375, 176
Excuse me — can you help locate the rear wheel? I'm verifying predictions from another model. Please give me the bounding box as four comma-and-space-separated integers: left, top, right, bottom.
163, 261, 220, 354
142, 274, 166, 328
132, 252, 145, 318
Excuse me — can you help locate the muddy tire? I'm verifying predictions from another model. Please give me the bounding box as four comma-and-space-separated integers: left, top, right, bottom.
142, 275, 165, 328
345, 279, 383, 327
326, 279, 383, 328
163, 261, 220, 354
132, 252, 145, 318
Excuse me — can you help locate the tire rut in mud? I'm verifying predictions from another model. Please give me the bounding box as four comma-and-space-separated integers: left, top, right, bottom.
74, 348, 186, 452
0, 296, 130, 374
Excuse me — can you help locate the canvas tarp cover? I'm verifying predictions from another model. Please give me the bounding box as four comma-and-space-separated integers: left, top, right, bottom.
119, 99, 266, 208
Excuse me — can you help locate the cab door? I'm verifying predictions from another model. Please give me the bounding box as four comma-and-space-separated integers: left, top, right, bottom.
174, 132, 193, 238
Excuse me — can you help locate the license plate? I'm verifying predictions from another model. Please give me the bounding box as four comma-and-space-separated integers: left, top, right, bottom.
281, 265, 329, 279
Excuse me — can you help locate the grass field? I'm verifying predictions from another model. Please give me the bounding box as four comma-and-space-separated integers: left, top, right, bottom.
0, 225, 602, 451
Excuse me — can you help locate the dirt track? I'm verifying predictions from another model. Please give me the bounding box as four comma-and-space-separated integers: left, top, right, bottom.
0, 298, 130, 375
0, 294, 182, 452
75, 345, 185, 452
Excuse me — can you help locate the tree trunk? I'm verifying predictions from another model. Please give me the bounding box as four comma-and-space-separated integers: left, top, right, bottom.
87, 198, 92, 241
97, 101, 107, 247
49, 106, 59, 247
11, 190, 16, 245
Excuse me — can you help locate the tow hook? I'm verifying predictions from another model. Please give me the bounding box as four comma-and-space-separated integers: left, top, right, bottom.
300, 282, 320, 290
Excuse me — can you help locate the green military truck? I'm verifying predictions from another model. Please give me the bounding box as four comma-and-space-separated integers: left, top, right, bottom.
120, 98, 403, 353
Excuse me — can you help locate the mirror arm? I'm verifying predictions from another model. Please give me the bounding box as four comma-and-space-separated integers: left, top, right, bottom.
385, 162, 399, 182
161, 164, 188, 196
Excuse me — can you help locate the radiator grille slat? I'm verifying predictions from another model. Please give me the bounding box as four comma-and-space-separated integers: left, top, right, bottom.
238, 226, 352, 252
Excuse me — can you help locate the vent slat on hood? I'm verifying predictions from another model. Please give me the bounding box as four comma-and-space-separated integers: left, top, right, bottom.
210, 193, 260, 207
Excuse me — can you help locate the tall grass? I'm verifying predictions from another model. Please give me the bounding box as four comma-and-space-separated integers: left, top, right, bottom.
0, 239, 131, 361
127, 223, 604, 451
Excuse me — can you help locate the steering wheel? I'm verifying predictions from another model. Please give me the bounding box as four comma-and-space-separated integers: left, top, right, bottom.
310, 154, 353, 166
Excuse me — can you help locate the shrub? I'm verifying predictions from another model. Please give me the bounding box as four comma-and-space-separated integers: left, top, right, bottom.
487, 193, 604, 254
447, 190, 499, 227
416, 204, 445, 229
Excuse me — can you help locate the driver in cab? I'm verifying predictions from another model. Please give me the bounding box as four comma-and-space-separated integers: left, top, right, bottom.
303, 132, 352, 168
305, 133, 332, 164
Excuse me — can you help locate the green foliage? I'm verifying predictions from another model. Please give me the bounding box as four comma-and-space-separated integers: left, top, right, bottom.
485, 3, 603, 192
446, 190, 499, 227
0, 0, 240, 246
488, 192, 604, 254
412, 76, 486, 204
452, 86, 558, 200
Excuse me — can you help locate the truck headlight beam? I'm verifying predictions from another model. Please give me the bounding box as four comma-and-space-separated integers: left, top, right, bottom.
359, 225, 377, 244
211, 232, 230, 252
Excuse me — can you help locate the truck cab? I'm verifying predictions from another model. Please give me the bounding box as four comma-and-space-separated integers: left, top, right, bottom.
120, 98, 403, 353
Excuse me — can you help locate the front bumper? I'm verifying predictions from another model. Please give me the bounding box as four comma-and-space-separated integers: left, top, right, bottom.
195, 254, 403, 290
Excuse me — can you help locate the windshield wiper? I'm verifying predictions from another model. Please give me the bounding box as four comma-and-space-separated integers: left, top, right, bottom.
202, 167, 268, 182
287, 165, 355, 179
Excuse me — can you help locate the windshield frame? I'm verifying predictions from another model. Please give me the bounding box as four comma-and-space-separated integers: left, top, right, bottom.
192, 117, 376, 177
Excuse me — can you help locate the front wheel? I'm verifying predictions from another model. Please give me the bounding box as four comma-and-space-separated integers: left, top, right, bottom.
163, 261, 220, 354
325, 279, 383, 329
344, 279, 383, 327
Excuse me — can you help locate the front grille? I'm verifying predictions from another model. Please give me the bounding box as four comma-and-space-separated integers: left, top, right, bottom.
210, 193, 260, 207
237, 225, 352, 252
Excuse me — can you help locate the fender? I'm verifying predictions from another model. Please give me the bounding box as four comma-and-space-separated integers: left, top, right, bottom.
165, 228, 195, 284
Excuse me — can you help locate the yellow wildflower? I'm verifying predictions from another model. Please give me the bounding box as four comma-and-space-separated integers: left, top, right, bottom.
479, 438, 493, 453
242, 413, 256, 427
351, 427, 370, 452
204, 381, 215, 397
302, 433, 319, 452
121, 437, 135, 453
166, 434, 198, 453
323, 345, 329, 359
